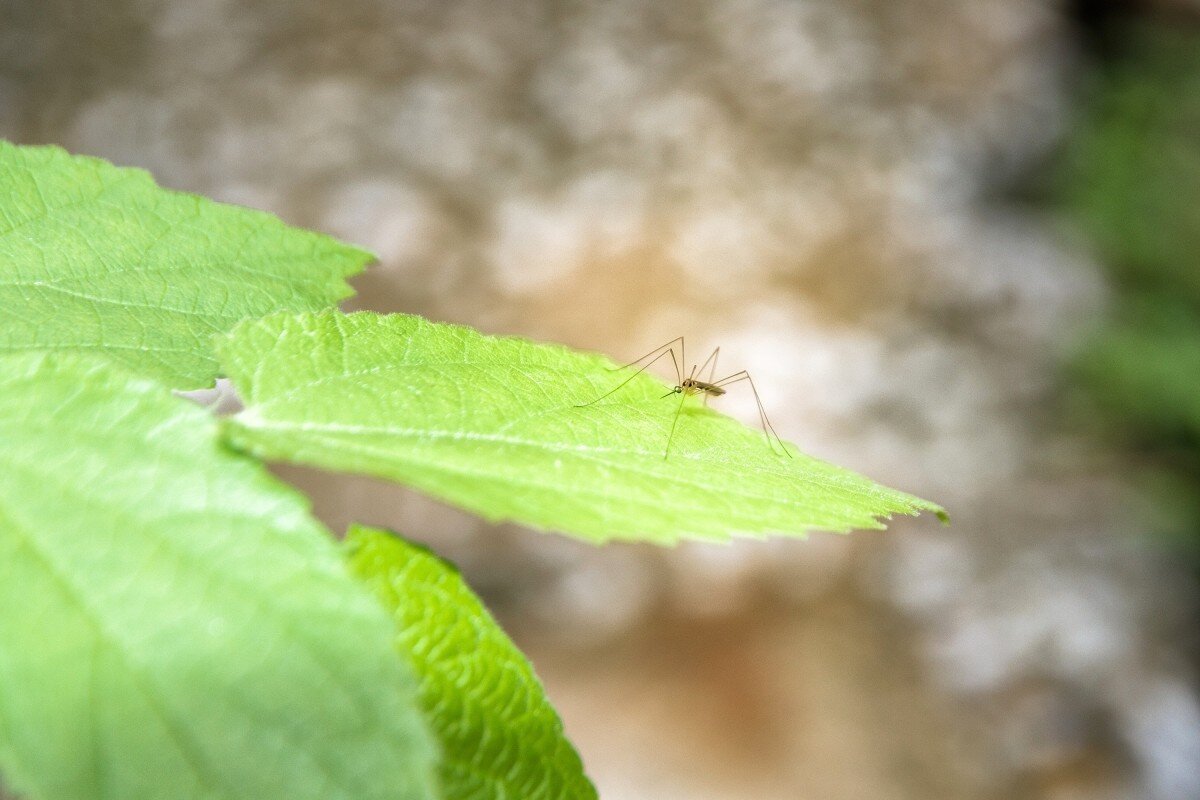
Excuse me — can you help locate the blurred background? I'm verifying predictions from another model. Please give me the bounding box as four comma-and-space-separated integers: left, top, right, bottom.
4, 0, 1200, 797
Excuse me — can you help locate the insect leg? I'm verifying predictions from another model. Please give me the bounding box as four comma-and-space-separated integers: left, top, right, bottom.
664, 386, 689, 459
577, 337, 684, 407
609, 336, 683, 372
576, 346, 679, 407
667, 346, 683, 388
706, 347, 720, 384
713, 370, 793, 457
695, 347, 720, 406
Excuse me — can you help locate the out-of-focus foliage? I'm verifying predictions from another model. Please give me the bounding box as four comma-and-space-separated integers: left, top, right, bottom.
1060, 22, 1200, 552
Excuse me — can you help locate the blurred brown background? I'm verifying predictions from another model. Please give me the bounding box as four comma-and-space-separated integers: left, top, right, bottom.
4, 1, 1200, 798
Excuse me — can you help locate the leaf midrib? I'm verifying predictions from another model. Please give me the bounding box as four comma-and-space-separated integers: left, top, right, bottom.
232, 423, 887, 539
234, 412, 897, 504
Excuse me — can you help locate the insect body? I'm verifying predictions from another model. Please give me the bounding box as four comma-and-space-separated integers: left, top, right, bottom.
674, 377, 725, 398
578, 336, 793, 459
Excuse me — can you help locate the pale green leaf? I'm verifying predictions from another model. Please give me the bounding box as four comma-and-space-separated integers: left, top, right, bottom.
0, 142, 370, 388
0, 352, 437, 800
346, 526, 597, 800
219, 311, 945, 544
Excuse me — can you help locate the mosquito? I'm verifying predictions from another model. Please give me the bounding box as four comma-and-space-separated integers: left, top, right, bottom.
576, 336, 794, 459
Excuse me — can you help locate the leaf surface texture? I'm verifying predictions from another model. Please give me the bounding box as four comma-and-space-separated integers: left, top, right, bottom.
0, 352, 436, 800
0, 142, 369, 387
348, 526, 597, 800
220, 311, 944, 543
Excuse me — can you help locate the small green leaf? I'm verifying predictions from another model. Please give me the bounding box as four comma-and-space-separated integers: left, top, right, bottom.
0, 142, 370, 388
346, 526, 598, 800
0, 352, 436, 800
219, 311, 944, 544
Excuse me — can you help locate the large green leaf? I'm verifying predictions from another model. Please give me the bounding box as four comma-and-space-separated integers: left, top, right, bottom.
218, 311, 944, 544
0, 352, 436, 800
0, 142, 370, 388
347, 526, 597, 800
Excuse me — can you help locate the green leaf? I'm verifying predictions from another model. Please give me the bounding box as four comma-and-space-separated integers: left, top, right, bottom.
346, 526, 598, 800
0, 142, 370, 388
218, 311, 944, 544
0, 352, 436, 800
